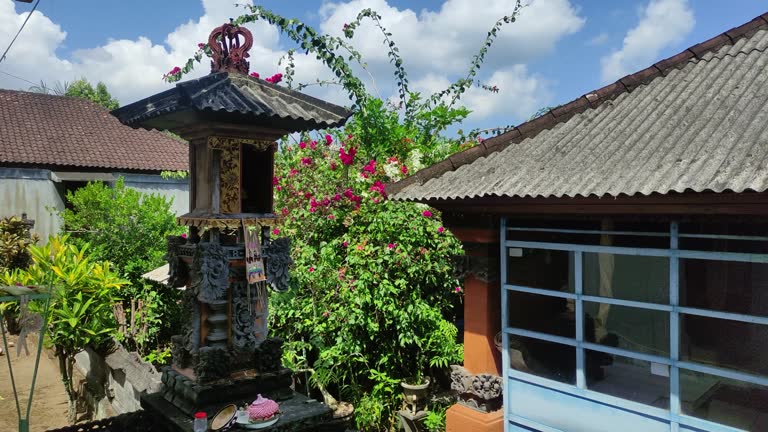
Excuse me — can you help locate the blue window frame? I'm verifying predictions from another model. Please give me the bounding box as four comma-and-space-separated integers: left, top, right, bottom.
500, 219, 768, 432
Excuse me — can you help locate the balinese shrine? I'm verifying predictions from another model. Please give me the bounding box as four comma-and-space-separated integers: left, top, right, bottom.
112, 23, 351, 431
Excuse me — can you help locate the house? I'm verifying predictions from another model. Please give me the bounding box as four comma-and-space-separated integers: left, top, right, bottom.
389, 12, 768, 432
0, 89, 189, 241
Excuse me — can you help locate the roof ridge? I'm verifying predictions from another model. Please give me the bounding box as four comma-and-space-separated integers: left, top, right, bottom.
387, 11, 768, 197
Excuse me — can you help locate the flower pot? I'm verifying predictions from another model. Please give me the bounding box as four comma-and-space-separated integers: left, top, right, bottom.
401, 377, 430, 415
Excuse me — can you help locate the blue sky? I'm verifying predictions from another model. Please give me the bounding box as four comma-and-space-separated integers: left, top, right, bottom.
1, 0, 765, 134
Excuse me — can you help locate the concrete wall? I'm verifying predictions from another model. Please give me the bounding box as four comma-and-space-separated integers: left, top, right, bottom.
0, 168, 65, 241
0, 168, 189, 242
74, 343, 162, 418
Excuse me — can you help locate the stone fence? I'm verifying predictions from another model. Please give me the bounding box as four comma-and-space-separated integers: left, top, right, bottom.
73, 341, 162, 418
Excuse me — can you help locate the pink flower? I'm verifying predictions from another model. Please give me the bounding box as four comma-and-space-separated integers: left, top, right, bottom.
325, 134, 333, 146
276, 185, 282, 191
301, 157, 312, 165
438, 226, 445, 233
455, 286, 462, 293
310, 140, 317, 150
181, 233, 187, 239
163, 66, 182, 79
299, 141, 307, 149
401, 164, 408, 174
272, 228, 280, 235
197, 43, 206, 50
330, 162, 337, 171
328, 215, 335, 220
342, 241, 348, 247
265, 73, 283, 84
272, 176, 279, 185
422, 210, 433, 218
387, 156, 399, 163
363, 160, 376, 174
322, 198, 331, 206
369, 180, 386, 196
249, 72, 260, 79
281, 208, 289, 216
339, 146, 357, 165
305, 192, 312, 199
387, 243, 395, 250
289, 168, 299, 176
343, 188, 355, 199
309, 267, 315, 272
343, 23, 349, 30
332, 193, 341, 202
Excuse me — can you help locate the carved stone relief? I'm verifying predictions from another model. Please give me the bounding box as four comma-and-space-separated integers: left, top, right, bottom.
263, 237, 292, 292
192, 242, 230, 303
450, 365, 503, 413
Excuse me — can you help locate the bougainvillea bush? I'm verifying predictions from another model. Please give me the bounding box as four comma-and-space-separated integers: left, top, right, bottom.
168, 3, 524, 429
271, 98, 464, 430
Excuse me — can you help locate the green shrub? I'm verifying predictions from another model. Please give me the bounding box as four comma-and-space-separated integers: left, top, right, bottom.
58, 177, 184, 282
0, 215, 39, 272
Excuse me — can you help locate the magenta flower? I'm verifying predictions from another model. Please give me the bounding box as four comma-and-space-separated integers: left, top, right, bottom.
301, 157, 312, 166
401, 164, 408, 174
438, 226, 445, 233
272, 228, 280, 235
387, 243, 395, 250
455, 286, 462, 293
369, 180, 386, 196
299, 141, 307, 149
272, 176, 279, 185
289, 168, 299, 176
363, 160, 376, 174
339, 146, 357, 165
330, 162, 338, 171
281, 207, 289, 216
342, 241, 348, 247
276, 185, 282, 191
422, 210, 433, 218
197, 43, 206, 50
328, 215, 335, 220
325, 134, 333, 146
322, 198, 331, 206
249, 72, 260, 79
181, 233, 188, 239
309, 267, 315, 272
332, 193, 341, 202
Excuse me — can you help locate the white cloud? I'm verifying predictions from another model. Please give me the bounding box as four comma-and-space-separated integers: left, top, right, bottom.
600, 0, 694, 83
412, 65, 550, 120
0, 0, 579, 126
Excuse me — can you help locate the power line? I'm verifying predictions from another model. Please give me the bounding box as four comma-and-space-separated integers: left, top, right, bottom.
0, 0, 42, 64
0, 68, 38, 87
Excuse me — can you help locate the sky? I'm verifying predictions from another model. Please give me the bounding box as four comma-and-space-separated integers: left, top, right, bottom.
0, 0, 765, 135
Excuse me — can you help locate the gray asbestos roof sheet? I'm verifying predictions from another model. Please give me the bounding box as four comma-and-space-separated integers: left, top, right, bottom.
393, 28, 768, 201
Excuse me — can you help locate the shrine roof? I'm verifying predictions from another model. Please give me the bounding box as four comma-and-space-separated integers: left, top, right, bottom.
112, 72, 353, 133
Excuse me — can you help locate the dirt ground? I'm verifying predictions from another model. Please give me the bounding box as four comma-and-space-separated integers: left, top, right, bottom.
0, 334, 69, 432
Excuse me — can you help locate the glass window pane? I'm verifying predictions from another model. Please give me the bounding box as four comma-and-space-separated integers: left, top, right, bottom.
508, 335, 576, 385
583, 253, 669, 303
586, 351, 670, 409
681, 369, 768, 430
584, 302, 669, 356
507, 248, 574, 293
681, 314, 768, 377
680, 258, 768, 317
508, 291, 576, 338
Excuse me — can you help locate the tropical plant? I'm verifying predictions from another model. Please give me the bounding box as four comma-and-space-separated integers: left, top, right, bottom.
1, 235, 127, 423
63, 78, 120, 110
0, 215, 39, 272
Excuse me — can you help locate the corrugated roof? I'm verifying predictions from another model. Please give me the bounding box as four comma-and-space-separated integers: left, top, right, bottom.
389, 14, 768, 202
112, 72, 353, 133
0, 90, 188, 172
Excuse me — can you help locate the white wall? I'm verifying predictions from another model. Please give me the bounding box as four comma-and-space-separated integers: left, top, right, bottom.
0, 168, 189, 242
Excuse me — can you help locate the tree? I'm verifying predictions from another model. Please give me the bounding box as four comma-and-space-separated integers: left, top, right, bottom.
64, 78, 120, 110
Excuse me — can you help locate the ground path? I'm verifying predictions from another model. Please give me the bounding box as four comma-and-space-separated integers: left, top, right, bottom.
0, 334, 69, 432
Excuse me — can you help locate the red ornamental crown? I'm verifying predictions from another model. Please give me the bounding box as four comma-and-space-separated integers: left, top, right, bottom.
209, 22, 253, 74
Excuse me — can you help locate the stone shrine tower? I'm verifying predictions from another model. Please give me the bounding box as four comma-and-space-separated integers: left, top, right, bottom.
112, 23, 352, 431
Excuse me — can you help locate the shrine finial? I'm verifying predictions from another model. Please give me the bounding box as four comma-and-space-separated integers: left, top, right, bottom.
208, 22, 253, 74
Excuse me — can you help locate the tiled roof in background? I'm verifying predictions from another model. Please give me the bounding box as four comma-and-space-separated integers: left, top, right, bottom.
389, 13, 768, 201
0, 90, 188, 172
